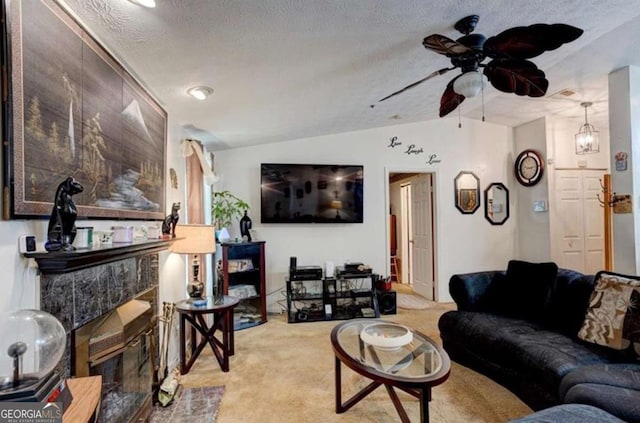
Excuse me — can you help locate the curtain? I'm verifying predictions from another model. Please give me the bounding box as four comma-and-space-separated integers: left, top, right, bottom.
181, 139, 213, 291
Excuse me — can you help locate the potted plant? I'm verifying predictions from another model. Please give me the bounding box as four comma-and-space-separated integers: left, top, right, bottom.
211, 190, 250, 239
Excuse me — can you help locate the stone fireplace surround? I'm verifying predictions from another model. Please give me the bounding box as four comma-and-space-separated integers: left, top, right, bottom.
26, 239, 172, 420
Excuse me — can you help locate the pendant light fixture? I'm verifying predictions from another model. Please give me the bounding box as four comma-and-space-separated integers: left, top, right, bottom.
575, 102, 600, 155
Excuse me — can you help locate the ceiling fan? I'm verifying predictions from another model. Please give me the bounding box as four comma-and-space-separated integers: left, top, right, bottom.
373, 15, 583, 117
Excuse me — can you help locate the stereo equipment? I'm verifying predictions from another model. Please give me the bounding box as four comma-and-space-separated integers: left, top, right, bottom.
344, 262, 364, 272
376, 290, 397, 315
290, 265, 323, 281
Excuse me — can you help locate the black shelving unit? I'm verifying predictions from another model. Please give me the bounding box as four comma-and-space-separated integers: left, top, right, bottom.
286, 271, 379, 323
220, 241, 267, 330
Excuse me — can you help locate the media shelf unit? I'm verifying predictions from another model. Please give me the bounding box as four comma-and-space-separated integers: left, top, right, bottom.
286, 270, 379, 323
220, 241, 267, 330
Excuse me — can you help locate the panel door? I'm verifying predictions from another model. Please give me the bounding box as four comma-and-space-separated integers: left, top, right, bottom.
410, 174, 434, 300
551, 170, 605, 273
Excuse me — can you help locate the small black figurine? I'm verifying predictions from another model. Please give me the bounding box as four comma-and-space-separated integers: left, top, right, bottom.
214, 259, 224, 304
239, 210, 252, 241
162, 202, 180, 238
45, 177, 84, 252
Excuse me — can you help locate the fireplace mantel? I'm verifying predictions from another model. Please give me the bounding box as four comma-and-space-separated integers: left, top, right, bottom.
25, 239, 174, 274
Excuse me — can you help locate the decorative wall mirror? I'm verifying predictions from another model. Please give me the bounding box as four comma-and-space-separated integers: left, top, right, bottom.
484, 183, 510, 225
454, 171, 480, 214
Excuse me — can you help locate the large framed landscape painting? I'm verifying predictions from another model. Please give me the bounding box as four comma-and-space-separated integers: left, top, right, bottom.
2, 0, 167, 220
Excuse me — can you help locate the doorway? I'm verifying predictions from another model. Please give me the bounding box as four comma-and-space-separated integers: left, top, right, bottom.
550, 169, 607, 274
388, 172, 437, 300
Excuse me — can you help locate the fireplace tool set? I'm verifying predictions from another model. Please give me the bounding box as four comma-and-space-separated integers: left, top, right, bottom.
153, 301, 179, 406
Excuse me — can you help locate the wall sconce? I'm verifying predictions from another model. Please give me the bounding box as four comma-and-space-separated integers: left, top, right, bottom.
187, 86, 214, 100
575, 102, 600, 154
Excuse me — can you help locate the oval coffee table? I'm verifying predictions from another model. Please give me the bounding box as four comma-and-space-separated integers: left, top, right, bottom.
331, 319, 451, 423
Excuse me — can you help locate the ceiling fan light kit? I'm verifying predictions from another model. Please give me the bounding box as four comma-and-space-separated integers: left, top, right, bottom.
575, 102, 600, 155
376, 15, 583, 118
187, 86, 214, 100
453, 71, 487, 98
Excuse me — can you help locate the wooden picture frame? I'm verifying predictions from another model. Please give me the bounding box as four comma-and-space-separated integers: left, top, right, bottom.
2, 0, 167, 220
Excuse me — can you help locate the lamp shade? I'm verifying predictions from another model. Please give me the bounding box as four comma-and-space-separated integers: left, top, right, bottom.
453, 71, 486, 98
169, 224, 216, 254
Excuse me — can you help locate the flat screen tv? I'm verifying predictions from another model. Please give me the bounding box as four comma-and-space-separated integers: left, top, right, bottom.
261, 163, 363, 223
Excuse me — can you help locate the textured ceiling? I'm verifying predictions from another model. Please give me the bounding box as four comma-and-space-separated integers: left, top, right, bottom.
59, 0, 640, 150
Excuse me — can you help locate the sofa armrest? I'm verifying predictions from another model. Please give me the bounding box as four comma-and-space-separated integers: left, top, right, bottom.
449, 271, 505, 312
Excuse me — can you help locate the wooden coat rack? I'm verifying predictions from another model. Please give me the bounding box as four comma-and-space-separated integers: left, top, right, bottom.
597, 174, 615, 271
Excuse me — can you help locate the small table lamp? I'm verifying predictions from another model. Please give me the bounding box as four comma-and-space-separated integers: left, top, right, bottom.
169, 224, 216, 303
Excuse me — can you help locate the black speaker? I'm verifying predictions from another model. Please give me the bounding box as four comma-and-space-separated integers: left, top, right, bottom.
289, 256, 297, 271
376, 290, 397, 315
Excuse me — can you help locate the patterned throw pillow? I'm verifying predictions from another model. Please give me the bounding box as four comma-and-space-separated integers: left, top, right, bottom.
578, 271, 640, 351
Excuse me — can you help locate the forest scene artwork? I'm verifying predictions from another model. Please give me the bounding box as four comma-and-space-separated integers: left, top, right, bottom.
3, 0, 166, 219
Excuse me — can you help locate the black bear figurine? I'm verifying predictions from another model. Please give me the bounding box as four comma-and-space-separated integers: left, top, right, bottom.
45, 177, 84, 252
162, 202, 180, 238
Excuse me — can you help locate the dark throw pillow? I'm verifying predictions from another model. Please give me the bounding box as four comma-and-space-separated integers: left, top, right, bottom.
497, 260, 559, 321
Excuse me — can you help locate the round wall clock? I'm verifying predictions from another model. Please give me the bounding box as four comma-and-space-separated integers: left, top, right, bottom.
514, 149, 544, 186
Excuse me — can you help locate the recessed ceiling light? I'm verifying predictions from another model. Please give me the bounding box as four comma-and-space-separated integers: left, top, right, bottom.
128, 0, 156, 8
187, 86, 214, 100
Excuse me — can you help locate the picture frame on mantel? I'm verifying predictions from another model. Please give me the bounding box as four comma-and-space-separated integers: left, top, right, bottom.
1, 0, 167, 220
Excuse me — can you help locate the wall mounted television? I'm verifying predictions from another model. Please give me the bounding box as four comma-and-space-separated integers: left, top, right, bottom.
261, 163, 363, 223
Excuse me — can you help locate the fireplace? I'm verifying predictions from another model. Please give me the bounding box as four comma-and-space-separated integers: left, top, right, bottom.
73, 291, 156, 423
29, 241, 170, 423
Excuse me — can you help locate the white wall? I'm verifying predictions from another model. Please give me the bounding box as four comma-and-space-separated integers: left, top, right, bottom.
213, 118, 516, 305
514, 118, 551, 262
609, 66, 640, 274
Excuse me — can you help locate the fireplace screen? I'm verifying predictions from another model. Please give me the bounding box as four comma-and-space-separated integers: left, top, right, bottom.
73, 296, 156, 423
90, 329, 152, 423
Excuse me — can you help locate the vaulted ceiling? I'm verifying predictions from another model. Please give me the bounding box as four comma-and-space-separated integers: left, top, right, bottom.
60, 0, 640, 150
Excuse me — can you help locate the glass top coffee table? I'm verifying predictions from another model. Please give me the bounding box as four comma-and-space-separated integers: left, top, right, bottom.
331, 319, 451, 423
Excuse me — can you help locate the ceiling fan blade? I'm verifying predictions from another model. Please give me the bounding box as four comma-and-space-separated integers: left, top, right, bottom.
423, 34, 472, 56
484, 23, 583, 60
484, 59, 548, 97
377, 68, 454, 103
439, 76, 465, 117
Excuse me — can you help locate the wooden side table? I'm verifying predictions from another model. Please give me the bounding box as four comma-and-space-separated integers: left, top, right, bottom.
63, 376, 102, 423
176, 295, 240, 373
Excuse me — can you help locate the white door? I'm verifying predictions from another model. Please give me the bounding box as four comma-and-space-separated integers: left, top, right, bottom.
583, 173, 606, 274
551, 170, 605, 273
410, 174, 434, 299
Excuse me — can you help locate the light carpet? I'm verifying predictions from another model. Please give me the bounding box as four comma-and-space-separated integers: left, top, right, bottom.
149, 385, 224, 422
397, 292, 432, 310
180, 302, 532, 422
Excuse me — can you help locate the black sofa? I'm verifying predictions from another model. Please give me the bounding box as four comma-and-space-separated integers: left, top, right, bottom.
438, 262, 640, 422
